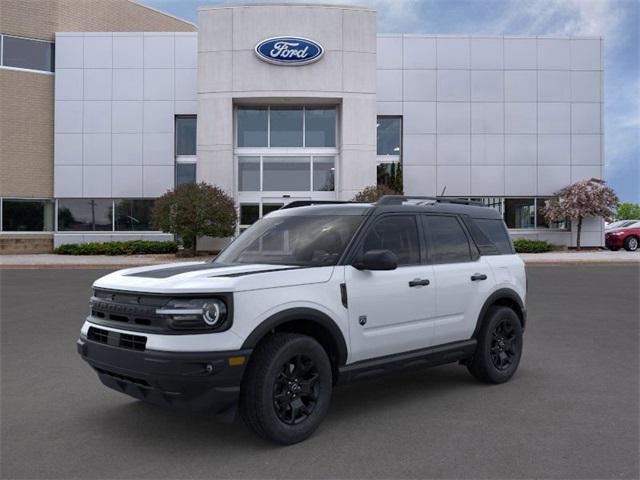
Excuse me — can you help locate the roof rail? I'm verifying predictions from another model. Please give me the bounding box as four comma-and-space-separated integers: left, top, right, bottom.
280, 200, 360, 210
376, 195, 480, 206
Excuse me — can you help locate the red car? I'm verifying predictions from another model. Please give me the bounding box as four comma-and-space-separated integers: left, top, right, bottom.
605, 221, 640, 251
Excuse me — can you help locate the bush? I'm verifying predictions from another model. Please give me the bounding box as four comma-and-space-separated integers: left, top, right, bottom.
512, 239, 554, 254
54, 240, 178, 256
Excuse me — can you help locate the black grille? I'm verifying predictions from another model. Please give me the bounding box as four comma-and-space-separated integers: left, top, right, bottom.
94, 367, 150, 387
88, 326, 147, 351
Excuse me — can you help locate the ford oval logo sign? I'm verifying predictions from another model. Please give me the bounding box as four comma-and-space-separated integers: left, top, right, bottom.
255, 37, 324, 66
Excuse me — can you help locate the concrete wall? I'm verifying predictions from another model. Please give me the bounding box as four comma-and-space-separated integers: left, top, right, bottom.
377, 35, 604, 246
197, 3, 377, 201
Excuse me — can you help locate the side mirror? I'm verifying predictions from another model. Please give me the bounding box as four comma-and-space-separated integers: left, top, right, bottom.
353, 249, 398, 271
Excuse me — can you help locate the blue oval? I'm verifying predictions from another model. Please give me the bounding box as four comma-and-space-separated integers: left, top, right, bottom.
255, 37, 324, 66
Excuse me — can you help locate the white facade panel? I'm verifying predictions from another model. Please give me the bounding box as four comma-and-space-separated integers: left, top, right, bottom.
83, 35, 112, 69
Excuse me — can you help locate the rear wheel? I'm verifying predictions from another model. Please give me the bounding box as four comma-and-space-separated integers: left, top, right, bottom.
239, 333, 332, 444
467, 306, 523, 384
624, 236, 638, 251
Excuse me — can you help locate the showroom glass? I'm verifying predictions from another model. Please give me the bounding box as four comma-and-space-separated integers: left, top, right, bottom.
176, 163, 196, 186
504, 198, 535, 229
536, 197, 568, 229
475, 218, 513, 255
237, 106, 337, 148
237, 107, 268, 147
423, 215, 472, 264
114, 199, 155, 231
240, 204, 259, 226
377, 117, 401, 156
263, 157, 310, 191
238, 156, 260, 191
305, 108, 336, 147
175, 116, 196, 156
57, 199, 112, 231
1, 199, 54, 231
360, 215, 420, 266
313, 157, 335, 191
1, 35, 54, 72
216, 215, 364, 267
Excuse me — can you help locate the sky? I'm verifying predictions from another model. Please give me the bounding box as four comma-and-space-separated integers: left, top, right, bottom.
141, 0, 639, 203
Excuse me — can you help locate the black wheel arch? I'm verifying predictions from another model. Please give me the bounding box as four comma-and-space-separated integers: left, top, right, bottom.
241, 307, 348, 379
473, 288, 527, 338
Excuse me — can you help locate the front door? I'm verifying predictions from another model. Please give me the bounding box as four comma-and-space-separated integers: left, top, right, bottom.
345, 214, 437, 363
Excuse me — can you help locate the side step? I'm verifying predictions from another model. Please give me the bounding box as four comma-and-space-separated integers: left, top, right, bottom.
337, 339, 477, 385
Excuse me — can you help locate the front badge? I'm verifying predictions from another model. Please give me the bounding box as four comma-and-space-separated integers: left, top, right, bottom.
255, 36, 324, 66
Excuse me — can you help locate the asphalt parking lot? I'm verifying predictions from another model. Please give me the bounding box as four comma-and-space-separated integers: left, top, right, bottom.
1, 266, 638, 479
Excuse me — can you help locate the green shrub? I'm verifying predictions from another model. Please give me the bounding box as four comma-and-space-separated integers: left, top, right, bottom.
54, 240, 178, 255
512, 238, 554, 254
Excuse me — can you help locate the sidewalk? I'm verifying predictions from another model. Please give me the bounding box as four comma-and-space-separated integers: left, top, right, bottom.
1, 251, 639, 268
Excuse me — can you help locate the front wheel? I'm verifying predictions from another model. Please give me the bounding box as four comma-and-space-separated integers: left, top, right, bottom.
467, 306, 523, 384
624, 236, 638, 251
239, 333, 333, 444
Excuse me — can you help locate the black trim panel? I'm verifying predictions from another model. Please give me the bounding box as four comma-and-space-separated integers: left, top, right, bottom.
337, 340, 477, 384
241, 307, 348, 366
125, 262, 225, 278
473, 288, 526, 337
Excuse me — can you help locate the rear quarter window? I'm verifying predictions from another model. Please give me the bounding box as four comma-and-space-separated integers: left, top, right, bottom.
474, 218, 514, 254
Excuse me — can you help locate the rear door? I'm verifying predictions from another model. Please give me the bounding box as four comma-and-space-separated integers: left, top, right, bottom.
345, 214, 436, 363
422, 215, 496, 345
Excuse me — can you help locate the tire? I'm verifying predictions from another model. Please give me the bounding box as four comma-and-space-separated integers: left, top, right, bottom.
624, 236, 639, 252
467, 306, 523, 384
239, 333, 333, 444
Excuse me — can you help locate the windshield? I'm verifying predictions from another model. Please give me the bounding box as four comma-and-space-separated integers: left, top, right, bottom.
215, 215, 364, 267
607, 220, 636, 229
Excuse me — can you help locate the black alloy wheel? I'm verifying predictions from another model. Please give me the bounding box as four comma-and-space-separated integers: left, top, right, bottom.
273, 355, 320, 425
490, 319, 518, 371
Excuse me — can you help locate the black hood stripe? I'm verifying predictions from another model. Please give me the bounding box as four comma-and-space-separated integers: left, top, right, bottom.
211, 267, 301, 278
125, 262, 227, 278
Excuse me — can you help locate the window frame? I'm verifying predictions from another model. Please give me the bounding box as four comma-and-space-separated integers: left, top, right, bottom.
0, 34, 55, 75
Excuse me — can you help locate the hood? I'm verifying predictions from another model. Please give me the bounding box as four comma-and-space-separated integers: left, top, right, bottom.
92, 261, 335, 294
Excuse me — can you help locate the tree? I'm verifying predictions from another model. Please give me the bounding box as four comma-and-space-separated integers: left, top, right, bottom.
351, 184, 401, 203
152, 182, 237, 254
543, 178, 619, 250
616, 202, 640, 220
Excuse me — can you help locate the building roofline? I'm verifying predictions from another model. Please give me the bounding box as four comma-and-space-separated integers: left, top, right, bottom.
198, 2, 375, 12
129, 0, 198, 29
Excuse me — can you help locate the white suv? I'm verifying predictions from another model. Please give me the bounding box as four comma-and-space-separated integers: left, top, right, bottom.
77, 196, 527, 444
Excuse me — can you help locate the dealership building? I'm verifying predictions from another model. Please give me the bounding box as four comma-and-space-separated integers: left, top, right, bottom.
0, 1, 605, 252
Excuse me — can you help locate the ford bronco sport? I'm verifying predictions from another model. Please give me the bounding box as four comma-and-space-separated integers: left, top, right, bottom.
77, 196, 526, 444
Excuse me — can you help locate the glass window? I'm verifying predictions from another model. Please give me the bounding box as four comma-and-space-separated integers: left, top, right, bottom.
114, 199, 155, 231
2, 35, 54, 72
536, 197, 568, 229
504, 198, 535, 229
377, 161, 402, 191
305, 108, 336, 147
377, 117, 401, 156
313, 157, 335, 191
240, 204, 259, 225
360, 215, 420, 266
176, 163, 196, 186
216, 215, 364, 267
1, 199, 53, 231
237, 107, 268, 147
423, 215, 472, 264
175, 116, 196, 156
471, 197, 503, 214
57, 199, 112, 231
262, 203, 283, 216
475, 218, 514, 255
263, 156, 310, 191
270, 107, 303, 147
238, 156, 260, 191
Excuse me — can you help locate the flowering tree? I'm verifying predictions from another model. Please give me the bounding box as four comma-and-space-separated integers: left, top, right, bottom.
543, 179, 619, 250
152, 182, 237, 254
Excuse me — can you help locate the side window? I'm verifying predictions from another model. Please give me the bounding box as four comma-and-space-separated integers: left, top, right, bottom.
423, 215, 472, 264
474, 218, 514, 254
359, 215, 420, 266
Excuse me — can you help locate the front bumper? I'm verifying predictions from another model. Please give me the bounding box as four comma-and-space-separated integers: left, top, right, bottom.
605, 235, 624, 248
77, 337, 251, 419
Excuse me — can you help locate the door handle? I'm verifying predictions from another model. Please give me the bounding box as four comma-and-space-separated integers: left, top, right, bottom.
471, 273, 488, 281
409, 278, 430, 287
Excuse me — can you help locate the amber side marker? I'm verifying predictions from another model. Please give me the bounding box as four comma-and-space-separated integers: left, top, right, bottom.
228, 356, 246, 366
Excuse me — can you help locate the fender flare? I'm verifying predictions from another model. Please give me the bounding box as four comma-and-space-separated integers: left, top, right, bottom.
472, 288, 526, 337
241, 307, 349, 366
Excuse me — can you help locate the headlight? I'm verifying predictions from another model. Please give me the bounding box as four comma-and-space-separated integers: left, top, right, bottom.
156, 298, 228, 330
608, 231, 624, 236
